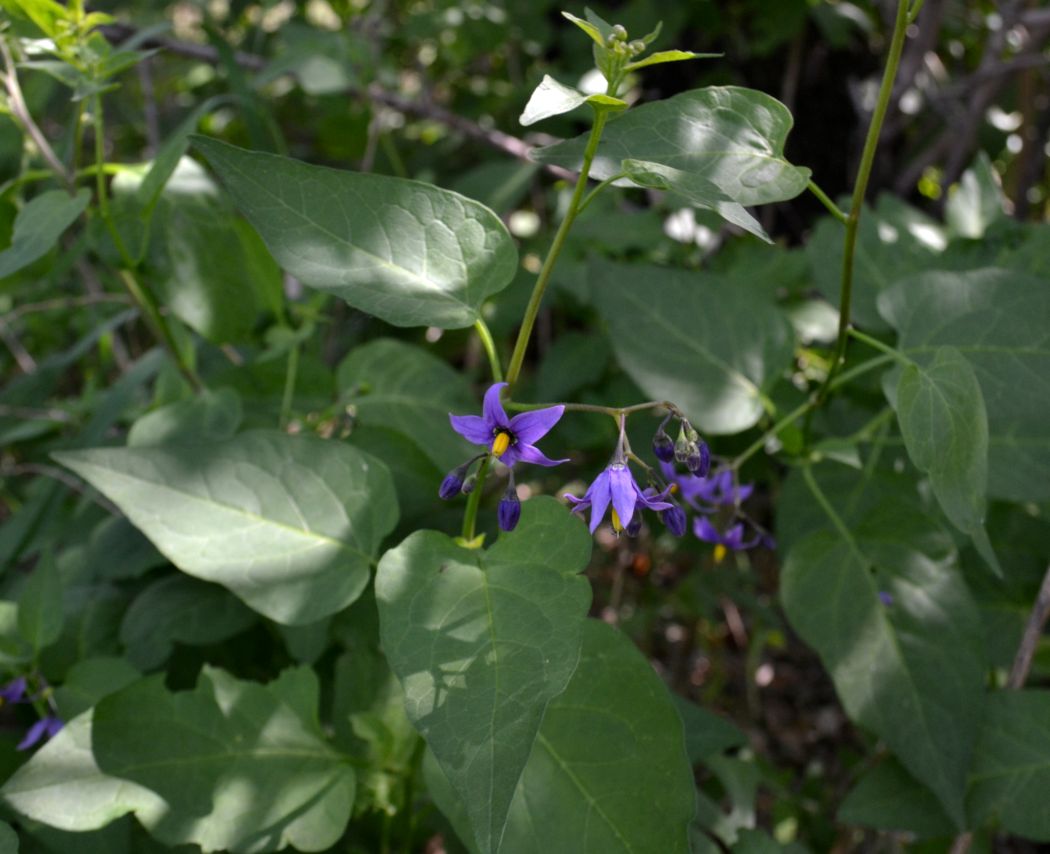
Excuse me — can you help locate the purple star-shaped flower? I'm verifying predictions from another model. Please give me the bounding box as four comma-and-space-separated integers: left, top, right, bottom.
450, 382, 567, 467
16, 714, 63, 751
694, 516, 764, 562
565, 463, 674, 533
662, 463, 753, 512
0, 677, 27, 704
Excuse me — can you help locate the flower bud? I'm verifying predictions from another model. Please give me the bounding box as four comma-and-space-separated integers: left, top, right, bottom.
628, 39, 645, 55
610, 23, 628, 41
497, 486, 521, 532
674, 433, 691, 463
439, 467, 465, 500
625, 512, 642, 537
461, 474, 477, 495
661, 505, 687, 537
652, 427, 675, 463
685, 424, 700, 443
686, 441, 710, 477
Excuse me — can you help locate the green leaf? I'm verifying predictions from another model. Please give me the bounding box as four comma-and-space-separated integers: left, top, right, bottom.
561, 10, 605, 46
427, 620, 696, 854
127, 387, 242, 447
621, 158, 770, 242
0, 189, 90, 279
53, 431, 398, 625
967, 690, 1050, 841
838, 757, 956, 839
780, 468, 985, 827
878, 268, 1050, 501
672, 694, 746, 764
1, 710, 165, 832
946, 152, 1005, 239
375, 497, 592, 854
589, 259, 793, 434
502, 620, 695, 852
17, 550, 63, 653
336, 338, 477, 472
192, 137, 518, 329
520, 75, 584, 126
625, 49, 720, 72
52, 657, 140, 721
895, 346, 998, 574
534, 87, 810, 207
2, 667, 354, 850
0, 820, 16, 854
120, 574, 257, 669
345, 426, 446, 524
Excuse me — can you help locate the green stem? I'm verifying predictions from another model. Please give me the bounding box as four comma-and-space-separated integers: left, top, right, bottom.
474, 318, 503, 382
811, 0, 911, 411
848, 327, 915, 366
908, 0, 926, 24
504, 109, 609, 388
92, 94, 203, 392
807, 180, 848, 224
279, 340, 301, 428
577, 170, 626, 216
398, 737, 426, 854
802, 464, 868, 566
461, 456, 492, 542
506, 399, 679, 418
731, 354, 895, 469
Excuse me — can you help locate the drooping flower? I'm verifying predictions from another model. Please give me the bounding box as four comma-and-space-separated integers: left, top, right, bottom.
662, 463, 753, 513
16, 714, 63, 751
566, 462, 673, 534
693, 516, 763, 563
497, 484, 521, 532
0, 677, 27, 705
450, 382, 567, 467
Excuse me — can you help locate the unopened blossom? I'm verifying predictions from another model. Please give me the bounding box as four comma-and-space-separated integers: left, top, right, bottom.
450, 382, 566, 467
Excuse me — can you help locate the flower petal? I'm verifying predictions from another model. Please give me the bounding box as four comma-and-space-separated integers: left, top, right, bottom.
586, 470, 612, 533
735, 483, 755, 503
693, 516, 721, 544
607, 465, 638, 529
17, 718, 48, 751
723, 523, 747, 549
507, 404, 564, 445
449, 414, 492, 446
511, 443, 568, 467
482, 382, 511, 429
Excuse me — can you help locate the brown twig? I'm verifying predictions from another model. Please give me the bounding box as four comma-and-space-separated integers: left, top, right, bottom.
0, 37, 75, 190
96, 23, 575, 181
3, 292, 132, 322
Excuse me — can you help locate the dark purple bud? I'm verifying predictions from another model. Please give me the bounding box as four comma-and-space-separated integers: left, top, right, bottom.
461, 474, 477, 495
661, 505, 687, 537
439, 471, 463, 500
687, 441, 711, 477
652, 428, 675, 463
625, 513, 642, 537
497, 487, 521, 532
0, 677, 27, 704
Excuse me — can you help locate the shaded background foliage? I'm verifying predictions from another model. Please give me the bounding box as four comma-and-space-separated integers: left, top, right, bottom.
0, 1, 1049, 853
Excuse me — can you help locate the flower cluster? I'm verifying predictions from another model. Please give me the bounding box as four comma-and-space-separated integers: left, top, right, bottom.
441, 383, 565, 532
0, 675, 63, 750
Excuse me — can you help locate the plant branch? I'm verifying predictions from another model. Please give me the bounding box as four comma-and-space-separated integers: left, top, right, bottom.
806, 180, 848, 224
474, 318, 503, 383
810, 0, 911, 415
0, 38, 75, 190
1008, 563, 1050, 690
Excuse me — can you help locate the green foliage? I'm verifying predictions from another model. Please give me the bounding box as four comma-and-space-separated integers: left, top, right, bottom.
192, 137, 518, 329
0, 190, 89, 279
376, 498, 592, 853
53, 432, 397, 624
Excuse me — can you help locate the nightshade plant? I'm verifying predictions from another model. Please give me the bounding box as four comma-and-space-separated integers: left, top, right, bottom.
1, 2, 1050, 853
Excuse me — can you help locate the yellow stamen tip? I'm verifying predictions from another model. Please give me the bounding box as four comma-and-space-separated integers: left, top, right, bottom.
491, 431, 511, 458
669, 483, 679, 495
611, 508, 623, 533
713, 544, 727, 564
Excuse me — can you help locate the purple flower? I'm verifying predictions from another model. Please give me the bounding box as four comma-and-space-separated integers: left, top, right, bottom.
663, 464, 753, 512
0, 677, 27, 704
694, 516, 762, 563
497, 486, 521, 532
660, 504, 687, 537
450, 383, 566, 467
17, 714, 63, 751
566, 462, 673, 534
